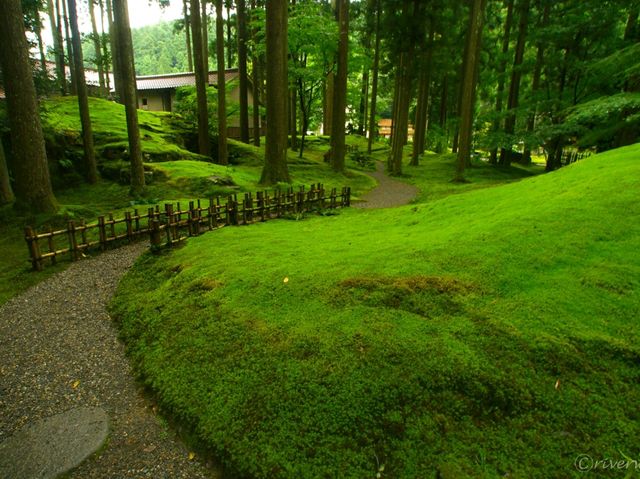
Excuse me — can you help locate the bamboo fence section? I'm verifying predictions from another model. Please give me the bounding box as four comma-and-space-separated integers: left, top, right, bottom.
25, 184, 350, 271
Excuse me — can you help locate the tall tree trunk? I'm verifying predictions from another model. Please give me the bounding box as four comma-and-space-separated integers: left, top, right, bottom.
0, 0, 57, 213
201, 0, 209, 81
62, 0, 77, 95
190, 0, 211, 157
523, 2, 549, 164
366, 0, 381, 154
215, 0, 228, 164
113, 0, 145, 194
411, 25, 435, 165
68, 0, 98, 184
389, 52, 413, 175
226, 2, 233, 67
290, 86, 298, 151
455, 0, 487, 181
323, 72, 334, 136
106, 0, 122, 101
88, 0, 106, 96
358, 68, 370, 136
35, 17, 48, 78
0, 140, 15, 205
260, 0, 290, 184
250, 0, 260, 146
358, 3, 372, 138
98, 0, 111, 93
499, 0, 530, 167
489, 0, 514, 164
330, 0, 349, 172
436, 74, 448, 152
183, 0, 193, 71
47, 0, 67, 94
236, 0, 250, 142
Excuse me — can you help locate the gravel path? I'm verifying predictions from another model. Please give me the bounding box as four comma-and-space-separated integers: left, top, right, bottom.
0, 243, 217, 479
353, 161, 419, 209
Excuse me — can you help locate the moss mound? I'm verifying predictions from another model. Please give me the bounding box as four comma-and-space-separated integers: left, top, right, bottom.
112, 144, 640, 477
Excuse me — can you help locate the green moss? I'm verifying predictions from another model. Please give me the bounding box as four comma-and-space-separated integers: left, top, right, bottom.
112, 144, 640, 478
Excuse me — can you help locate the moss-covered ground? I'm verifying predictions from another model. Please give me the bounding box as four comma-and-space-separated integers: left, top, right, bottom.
111, 140, 640, 477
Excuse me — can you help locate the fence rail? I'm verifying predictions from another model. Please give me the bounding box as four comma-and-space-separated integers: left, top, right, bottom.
25, 184, 351, 271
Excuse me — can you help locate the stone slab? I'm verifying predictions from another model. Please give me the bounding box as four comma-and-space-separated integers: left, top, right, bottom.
0, 407, 109, 479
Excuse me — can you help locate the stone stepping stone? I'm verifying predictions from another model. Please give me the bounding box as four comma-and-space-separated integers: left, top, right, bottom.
0, 407, 109, 479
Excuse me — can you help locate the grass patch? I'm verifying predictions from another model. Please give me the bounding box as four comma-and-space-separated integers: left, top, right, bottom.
111, 143, 640, 478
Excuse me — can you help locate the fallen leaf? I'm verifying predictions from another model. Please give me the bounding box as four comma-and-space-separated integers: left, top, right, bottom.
72, 380, 80, 389
283, 277, 289, 284
188, 452, 195, 460
555, 379, 561, 390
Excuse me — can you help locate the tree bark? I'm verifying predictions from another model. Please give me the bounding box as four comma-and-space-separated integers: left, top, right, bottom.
47, 0, 67, 94
62, 0, 77, 95
455, 0, 487, 181
106, 0, 122, 101
183, 0, 193, 71
523, 2, 549, 164
330, 0, 349, 173
489, 0, 514, 164
0, 140, 15, 205
250, 0, 260, 146
98, 0, 111, 93
499, 0, 530, 167
68, 0, 98, 184
436, 74, 448, 152
113, 0, 145, 194
202, 0, 209, 81
226, 2, 233, 67
366, 0, 381, 154
88, 0, 106, 96
388, 52, 413, 175
236, 0, 250, 142
34, 16, 48, 78
0, 0, 57, 213
215, 0, 228, 164
290, 86, 298, 151
260, 0, 290, 184
411, 25, 435, 165
190, 0, 211, 157
323, 72, 334, 136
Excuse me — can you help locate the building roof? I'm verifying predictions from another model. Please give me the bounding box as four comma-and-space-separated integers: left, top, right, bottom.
0, 62, 240, 98
136, 68, 240, 91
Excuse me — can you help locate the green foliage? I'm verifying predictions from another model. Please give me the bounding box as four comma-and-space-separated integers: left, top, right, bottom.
173, 83, 241, 140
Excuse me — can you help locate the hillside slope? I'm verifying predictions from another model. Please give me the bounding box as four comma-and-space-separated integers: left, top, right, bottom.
113, 144, 640, 478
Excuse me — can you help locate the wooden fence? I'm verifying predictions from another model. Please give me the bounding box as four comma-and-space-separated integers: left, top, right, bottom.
25, 184, 351, 271
561, 151, 591, 166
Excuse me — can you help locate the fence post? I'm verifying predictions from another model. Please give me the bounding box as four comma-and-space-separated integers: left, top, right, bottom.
150, 219, 162, 252
67, 221, 79, 261
98, 216, 107, 250
108, 213, 116, 239
242, 193, 249, 224
134, 208, 140, 233
47, 226, 57, 265
346, 186, 351, 207
25, 227, 43, 271
125, 212, 133, 242
319, 184, 326, 210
